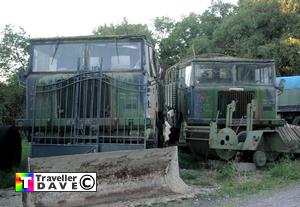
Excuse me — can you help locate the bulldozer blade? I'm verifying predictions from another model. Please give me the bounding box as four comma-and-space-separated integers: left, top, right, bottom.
22, 146, 194, 207
278, 124, 300, 150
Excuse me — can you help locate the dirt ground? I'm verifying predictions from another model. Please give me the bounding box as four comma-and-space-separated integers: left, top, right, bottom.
237, 184, 300, 207
191, 184, 300, 207
1, 184, 300, 207
0, 187, 21, 207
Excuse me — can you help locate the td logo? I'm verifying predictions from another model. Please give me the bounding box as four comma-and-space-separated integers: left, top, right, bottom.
16, 173, 34, 192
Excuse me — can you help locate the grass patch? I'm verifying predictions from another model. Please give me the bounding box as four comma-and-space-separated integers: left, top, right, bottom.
218, 171, 280, 196
179, 156, 300, 197
269, 155, 300, 180
0, 139, 31, 188
180, 169, 218, 186
216, 157, 300, 196
179, 150, 218, 186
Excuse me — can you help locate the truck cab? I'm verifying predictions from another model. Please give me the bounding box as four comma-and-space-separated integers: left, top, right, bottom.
164, 56, 286, 161
18, 35, 162, 157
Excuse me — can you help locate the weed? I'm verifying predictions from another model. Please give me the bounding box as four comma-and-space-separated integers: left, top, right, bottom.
180, 168, 218, 186
180, 169, 198, 181
217, 161, 238, 181
215, 156, 300, 196
269, 155, 300, 180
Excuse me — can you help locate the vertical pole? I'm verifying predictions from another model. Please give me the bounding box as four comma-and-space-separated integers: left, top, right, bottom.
226, 100, 236, 128
246, 99, 256, 132
96, 70, 102, 152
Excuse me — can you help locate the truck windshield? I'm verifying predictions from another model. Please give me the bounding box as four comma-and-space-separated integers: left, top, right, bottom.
194, 63, 274, 85
194, 63, 233, 84
32, 41, 142, 72
236, 64, 273, 85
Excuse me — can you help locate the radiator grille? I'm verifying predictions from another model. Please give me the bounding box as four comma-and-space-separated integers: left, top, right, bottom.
56, 76, 111, 118
218, 91, 255, 118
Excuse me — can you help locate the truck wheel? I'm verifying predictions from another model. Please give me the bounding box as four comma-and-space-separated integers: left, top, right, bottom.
0, 126, 22, 170
253, 151, 267, 167
292, 116, 300, 126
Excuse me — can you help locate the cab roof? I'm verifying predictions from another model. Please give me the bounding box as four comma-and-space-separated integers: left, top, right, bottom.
30, 34, 150, 44
173, 55, 274, 68
191, 56, 274, 63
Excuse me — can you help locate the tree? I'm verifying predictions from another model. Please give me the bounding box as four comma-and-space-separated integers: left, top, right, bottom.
0, 75, 25, 125
0, 25, 30, 79
153, 16, 175, 40
93, 18, 155, 44
212, 0, 300, 75
0, 25, 28, 124
185, 0, 237, 57
155, 13, 202, 66
154, 0, 299, 75
155, 1, 237, 67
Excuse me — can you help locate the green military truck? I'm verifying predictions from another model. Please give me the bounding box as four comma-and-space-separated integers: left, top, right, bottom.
0, 35, 164, 169
163, 56, 300, 166
276, 76, 300, 125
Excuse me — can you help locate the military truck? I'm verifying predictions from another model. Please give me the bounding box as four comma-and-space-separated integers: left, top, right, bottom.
276, 76, 300, 125
163, 56, 300, 166
23, 35, 164, 156
0, 35, 164, 166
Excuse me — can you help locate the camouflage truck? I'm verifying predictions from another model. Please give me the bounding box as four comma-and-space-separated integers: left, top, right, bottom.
12, 35, 162, 158
276, 76, 300, 125
163, 56, 300, 166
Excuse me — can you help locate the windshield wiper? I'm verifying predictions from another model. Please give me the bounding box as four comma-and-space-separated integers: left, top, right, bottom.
51, 40, 60, 64
115, 38, 120, 64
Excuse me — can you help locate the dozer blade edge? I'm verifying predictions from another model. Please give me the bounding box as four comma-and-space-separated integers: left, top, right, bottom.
22, 146, 194, 207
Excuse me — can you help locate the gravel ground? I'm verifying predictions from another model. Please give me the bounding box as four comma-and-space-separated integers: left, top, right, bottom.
1, 184, 300, 207
241, 185, 300, 207
196, 184, 300, 207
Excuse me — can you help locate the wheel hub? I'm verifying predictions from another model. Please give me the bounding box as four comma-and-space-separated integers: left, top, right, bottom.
253, 151, 267, 167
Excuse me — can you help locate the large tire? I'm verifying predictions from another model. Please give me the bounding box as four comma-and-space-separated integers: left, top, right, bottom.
292, 116, 300, 126
0, 126, 22, 170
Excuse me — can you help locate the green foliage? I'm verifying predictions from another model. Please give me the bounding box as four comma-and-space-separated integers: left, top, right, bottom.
0, 139, 30, 188
0, 75, 25, 125
153, 16, 175, 40
0, 25, 27, 125
212, 0, 300, 75
216, 162, 275, 196
155, 0, 300, 75
180, 169, 198, 181
180, 169, 218, 186
214, 157, 300, 196
0, 25, 30, 79
217, 161, 238, 181
155, 1, 237, 66
156, 13, 202, 66
269, 155, 300, 180
93, 17, 155, 44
